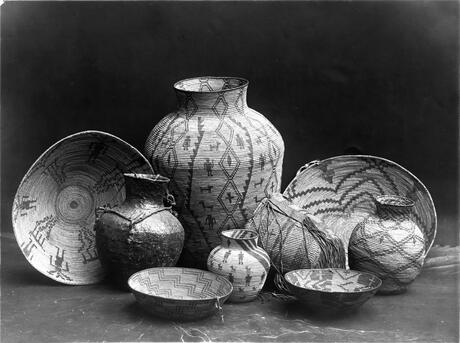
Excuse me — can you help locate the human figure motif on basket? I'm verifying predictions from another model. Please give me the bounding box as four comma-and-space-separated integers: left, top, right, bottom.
204, 158, 214, 177
259, 154, 266, 171
182, 136, 191, 151
238, 250, 244, 265
205, 214, 216, 231
145, 77, 285, 270
235, 134, 245, 149
223, 250, 231, 263
13, 195, 37, 220
245, 266, 252, 286
48, 247, 71, 281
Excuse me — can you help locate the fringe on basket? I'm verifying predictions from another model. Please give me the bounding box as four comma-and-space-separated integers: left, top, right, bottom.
273, 272, 291, 294
304, 216, 347, 269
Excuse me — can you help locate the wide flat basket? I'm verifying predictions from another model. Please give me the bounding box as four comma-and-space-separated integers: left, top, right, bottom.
283, 155, 437, 255
128, 267, 233, 321
285, 268, 382, 311
12, 130, 153, 285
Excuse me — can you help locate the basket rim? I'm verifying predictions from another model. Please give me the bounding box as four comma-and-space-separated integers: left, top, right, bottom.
173, 76, 249, 94
283, 154, 437, 254
284, 268, 382, 294
128, 267, 234, 302
123, 173, 170, 183
11, 130, 153, 285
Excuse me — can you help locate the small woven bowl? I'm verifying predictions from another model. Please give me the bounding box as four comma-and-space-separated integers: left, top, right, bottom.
285, 268, 381, 312
128, 267, 233, 321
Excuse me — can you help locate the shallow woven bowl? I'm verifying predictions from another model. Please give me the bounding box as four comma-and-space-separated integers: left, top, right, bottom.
285, 269, 382, 312
12, 131, 153, 285
283, 155, 437, 256
128, 267, 233, 321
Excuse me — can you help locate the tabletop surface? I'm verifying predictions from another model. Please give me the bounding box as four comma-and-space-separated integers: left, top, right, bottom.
1, 230, 458, 343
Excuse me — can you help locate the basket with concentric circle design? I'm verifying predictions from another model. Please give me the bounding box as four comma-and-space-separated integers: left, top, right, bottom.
12, 130, 153, 285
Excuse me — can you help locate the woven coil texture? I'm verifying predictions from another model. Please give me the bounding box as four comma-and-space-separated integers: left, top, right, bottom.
128, 267, 232, 320
283, 155, 437, 257
207, 229, 270, 302
145, 77, 285, 267
349, 196, 426, 294
12, 131, 153, 284
246, 194, 346, 291
284, 269, 381, 311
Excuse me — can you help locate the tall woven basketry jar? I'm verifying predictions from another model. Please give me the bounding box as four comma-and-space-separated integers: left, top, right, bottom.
145, 77, 284, 268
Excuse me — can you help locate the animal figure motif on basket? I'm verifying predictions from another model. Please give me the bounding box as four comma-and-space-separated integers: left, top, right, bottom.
145, 77, 285, 268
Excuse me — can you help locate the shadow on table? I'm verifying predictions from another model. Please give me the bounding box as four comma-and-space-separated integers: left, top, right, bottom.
282, 300, 377, 323
2, 265, 62, 287
121, 300, 227, 326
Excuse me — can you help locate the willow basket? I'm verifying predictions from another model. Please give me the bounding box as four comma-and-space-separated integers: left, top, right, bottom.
12, 131, 153, 285
283, 155, 437, 257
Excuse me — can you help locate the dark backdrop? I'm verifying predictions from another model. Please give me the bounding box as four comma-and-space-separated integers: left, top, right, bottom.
2, 1, 458, 245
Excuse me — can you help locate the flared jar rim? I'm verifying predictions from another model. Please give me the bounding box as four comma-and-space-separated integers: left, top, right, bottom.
173, 76, 249, 94
221, 229, 258, 241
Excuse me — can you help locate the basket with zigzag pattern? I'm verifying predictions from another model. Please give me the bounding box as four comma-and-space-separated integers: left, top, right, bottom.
128, 267, 233, 321
283, 155, 437, 265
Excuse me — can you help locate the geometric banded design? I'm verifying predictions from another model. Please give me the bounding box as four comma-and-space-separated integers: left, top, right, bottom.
348, 201, 426, 294
283, 155, 437, 256
128, 267, 232, 321
145, 77, 285, 268
284, 268, 382, 312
